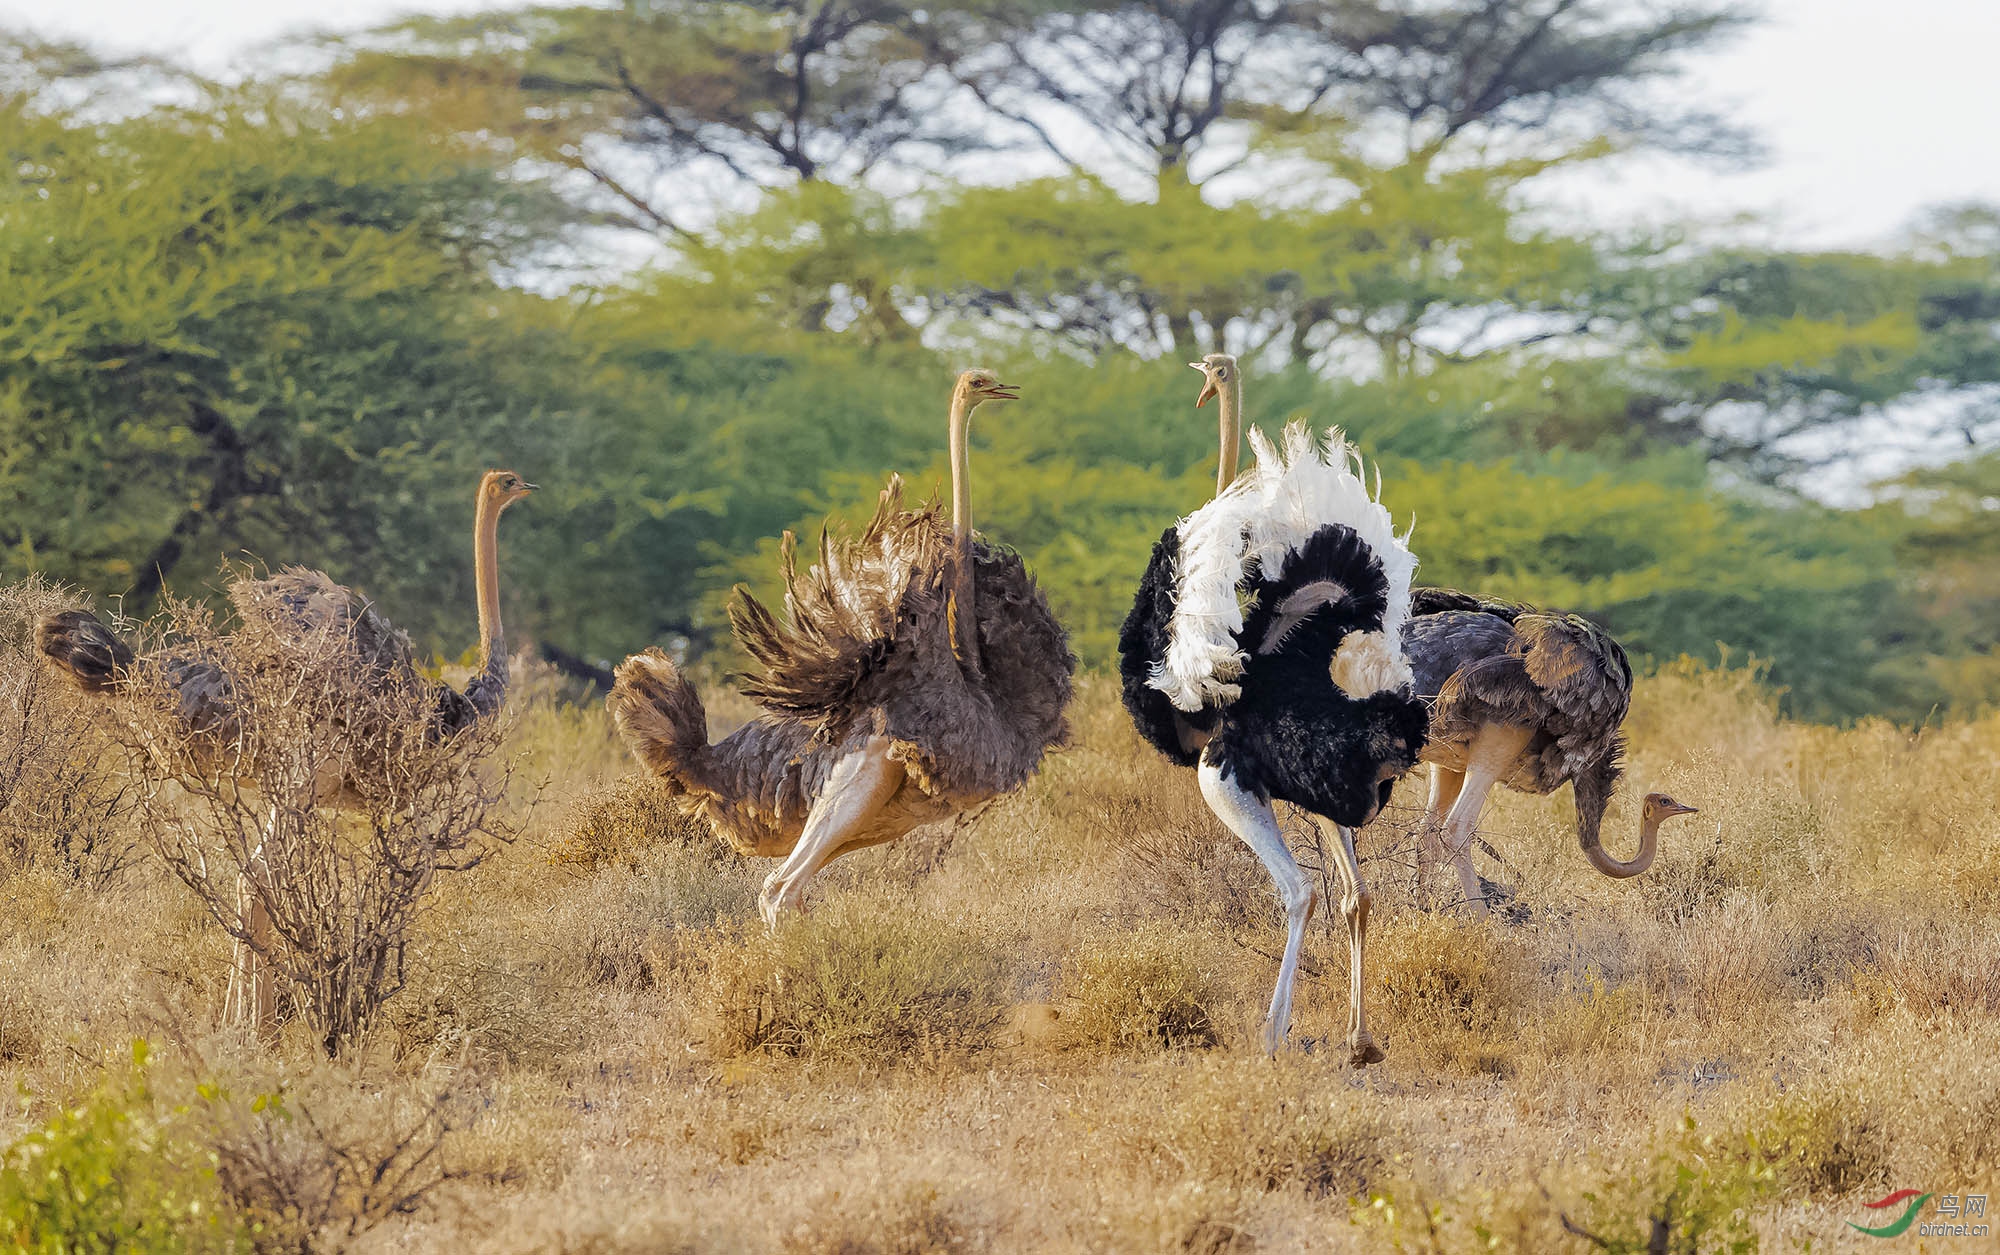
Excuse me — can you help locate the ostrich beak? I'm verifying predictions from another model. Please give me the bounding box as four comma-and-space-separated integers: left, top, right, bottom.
986, 383, 1020, 402
1667, 801, 1698, 817
1192, 363, 1218, 408
519, 482, 539, 493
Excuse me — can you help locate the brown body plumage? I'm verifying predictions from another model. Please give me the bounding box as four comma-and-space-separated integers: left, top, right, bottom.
38, 473, 534, 783
609, 371, 1074, 923
1404, 588, 1695, 908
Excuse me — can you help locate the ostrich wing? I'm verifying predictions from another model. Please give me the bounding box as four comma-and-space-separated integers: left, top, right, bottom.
731, 475, 952, 733
1119, 526, 1212, 765
1410, 586, 1529, 622
1156, 423, 1415, 712
228, 567, 416, 677
1405, 611, 1519, 704
1515, 613, 1632, 729
966, 540, 1074, 771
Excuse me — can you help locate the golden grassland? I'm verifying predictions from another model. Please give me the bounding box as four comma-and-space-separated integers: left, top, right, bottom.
3, 658, 1999, 1252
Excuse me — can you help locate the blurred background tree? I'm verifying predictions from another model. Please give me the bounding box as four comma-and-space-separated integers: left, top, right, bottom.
1, 0, 1996, 722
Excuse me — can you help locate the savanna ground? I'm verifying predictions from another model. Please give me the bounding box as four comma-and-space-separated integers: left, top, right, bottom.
3, 606, 1998, 1252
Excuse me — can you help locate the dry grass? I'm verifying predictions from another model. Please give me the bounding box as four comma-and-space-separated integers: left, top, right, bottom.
3, 625, 1999, 1252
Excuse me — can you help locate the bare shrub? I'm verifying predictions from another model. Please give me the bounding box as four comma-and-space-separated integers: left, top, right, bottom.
0, 577, 136, 884
1053, 925, 1226, 1052
388, 936, 569, 1067
119, 590, 510, 1055
1097, 1183, 1257, 1255
693, 899, 1006, 1061
197, 1069, 488, 1253
1117, 808, 1271, 928
551, 844, 761, 990
1749, 1078, 1892, 1198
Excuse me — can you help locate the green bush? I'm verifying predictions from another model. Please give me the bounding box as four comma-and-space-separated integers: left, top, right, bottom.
0, 1043, 253, 1254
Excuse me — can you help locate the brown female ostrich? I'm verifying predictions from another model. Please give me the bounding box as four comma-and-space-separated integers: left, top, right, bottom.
608, 371, 1074, 925
1403, 589, 1698, 913
37, 469, 537, 1026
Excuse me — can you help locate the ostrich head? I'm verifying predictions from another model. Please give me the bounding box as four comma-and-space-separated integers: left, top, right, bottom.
1642, 792, 1698, 825
480, 470, 538, 512
953, 369, 1020, 411
1350, 692, 1429, 826
1188, 353, 1237, 407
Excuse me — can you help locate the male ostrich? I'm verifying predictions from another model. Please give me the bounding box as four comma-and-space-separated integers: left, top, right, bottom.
38, 469, 537, 1026
608, 370, 1074, 924
1403, 589, 1698, 914
1118, 354, 1428, 1062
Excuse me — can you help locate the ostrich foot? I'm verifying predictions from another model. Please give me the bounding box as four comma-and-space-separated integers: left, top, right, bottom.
757, 872, 786, 929
1259, 1016, 1296, 1057
1347, 1029, 1385, 1068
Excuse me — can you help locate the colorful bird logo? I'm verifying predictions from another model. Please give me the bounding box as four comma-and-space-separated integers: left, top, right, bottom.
1848, 1189, 1933, 1238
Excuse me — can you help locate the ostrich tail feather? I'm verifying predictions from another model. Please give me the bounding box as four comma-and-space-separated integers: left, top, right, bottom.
607, 648, 710, 791
36, 609, 135, 693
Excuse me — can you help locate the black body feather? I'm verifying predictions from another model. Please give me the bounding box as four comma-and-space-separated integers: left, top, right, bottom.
1120, 522, 1426, 825
1117, 526, 1215, 766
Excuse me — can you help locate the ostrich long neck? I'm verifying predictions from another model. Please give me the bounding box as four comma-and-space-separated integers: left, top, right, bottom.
949, 387, 981, 671
474, 490, 506, 681
1215, 373, 1242, 495
1577, 792, 1660, 878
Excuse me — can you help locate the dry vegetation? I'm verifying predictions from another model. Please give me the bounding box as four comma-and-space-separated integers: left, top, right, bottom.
4, 606, 1998, 1251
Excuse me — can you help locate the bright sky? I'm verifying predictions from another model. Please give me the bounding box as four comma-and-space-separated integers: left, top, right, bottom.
4, 0, 1998, 250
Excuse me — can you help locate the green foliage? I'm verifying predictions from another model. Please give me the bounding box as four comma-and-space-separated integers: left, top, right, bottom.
2, 13, 1996, 721
0, 1043, 251, 1254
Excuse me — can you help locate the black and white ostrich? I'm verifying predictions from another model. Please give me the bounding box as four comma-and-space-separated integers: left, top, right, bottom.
1403, 588, 1698, 914
1118, 355, 1428, 1063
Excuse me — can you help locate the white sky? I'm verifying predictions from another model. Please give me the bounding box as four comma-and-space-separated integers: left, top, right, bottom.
4, 0, 1998, 250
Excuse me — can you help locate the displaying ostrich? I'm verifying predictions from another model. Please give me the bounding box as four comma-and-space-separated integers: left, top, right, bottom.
37, 469, 537, 1028
1119, 354, 1428, 1062
608, 370, 1074, 925
1403, 588, 1698, 914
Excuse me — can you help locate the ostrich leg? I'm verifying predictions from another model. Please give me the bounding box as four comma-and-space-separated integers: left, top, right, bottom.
1318, 817, 1384, 1066
1198, 758, 1316, 1055
224, 808, 277, 1038
1415, 765, 1465, 898
1439, 725, 1533, 916
758, 738, 904, 926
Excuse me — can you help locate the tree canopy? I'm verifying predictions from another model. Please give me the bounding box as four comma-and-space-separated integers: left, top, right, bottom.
2, 4, 1996, 722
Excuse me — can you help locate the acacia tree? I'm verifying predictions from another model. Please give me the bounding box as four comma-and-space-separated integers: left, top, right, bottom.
327, 0, 1010, 237
961, 0, 1749, 192
0, 85, 576, 628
